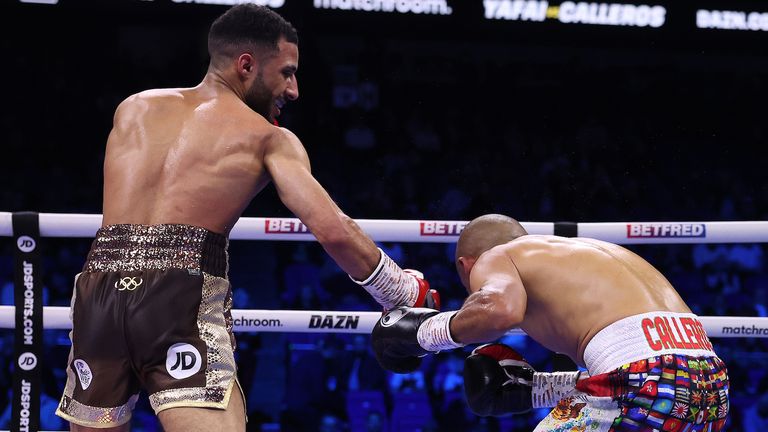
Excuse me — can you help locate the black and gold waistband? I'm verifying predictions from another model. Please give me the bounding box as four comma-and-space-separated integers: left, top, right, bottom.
84, 224, 228, 278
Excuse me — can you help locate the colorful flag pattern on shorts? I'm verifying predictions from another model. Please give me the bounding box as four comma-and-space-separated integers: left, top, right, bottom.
605, 355, 729, 431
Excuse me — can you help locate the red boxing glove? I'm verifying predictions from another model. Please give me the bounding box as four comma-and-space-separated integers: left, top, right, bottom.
404, 269, 441, 310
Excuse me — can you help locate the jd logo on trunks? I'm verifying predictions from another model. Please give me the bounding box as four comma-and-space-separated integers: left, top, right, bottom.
166, 343, 202, 379
115, 276, 143, 291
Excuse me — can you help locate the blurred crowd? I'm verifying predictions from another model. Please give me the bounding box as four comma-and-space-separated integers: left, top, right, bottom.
2, 4, 768, 431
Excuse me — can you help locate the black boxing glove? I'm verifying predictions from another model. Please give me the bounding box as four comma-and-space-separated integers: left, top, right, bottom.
371, 307, 463, 374
463, 343, 582, 417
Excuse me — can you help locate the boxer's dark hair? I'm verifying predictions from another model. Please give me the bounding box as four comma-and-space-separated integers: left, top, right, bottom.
208, 4, 298, 66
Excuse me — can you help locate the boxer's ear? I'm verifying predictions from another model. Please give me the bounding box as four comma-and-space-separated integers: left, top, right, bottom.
236, 52, 257, 76
456, 256, 476, 292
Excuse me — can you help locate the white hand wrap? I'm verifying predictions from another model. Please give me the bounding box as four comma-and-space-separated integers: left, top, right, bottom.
416, 311, 464, 352
350, 248, 418, 310
531, 371, 582, 408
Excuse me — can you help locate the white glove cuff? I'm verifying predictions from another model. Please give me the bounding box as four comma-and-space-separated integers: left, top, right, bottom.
417, 311, 464, 352
350, 248, 417, 309
531, 371, 582, 408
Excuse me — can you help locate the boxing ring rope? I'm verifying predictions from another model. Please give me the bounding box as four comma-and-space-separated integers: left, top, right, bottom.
0, 305, 766, 338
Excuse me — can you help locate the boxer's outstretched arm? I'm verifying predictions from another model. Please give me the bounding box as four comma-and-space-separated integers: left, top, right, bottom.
264, 127, 380, 280
451, 249, 527, 344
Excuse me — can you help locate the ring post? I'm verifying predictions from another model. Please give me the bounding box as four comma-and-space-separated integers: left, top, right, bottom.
12, 212, 43, 432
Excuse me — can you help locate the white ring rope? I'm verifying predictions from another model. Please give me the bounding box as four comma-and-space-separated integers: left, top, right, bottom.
0, 306, 766, 338
2, 212, 768, 243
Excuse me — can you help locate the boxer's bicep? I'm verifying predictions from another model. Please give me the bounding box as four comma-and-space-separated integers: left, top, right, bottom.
263, 129, 347, 241
471, 250, 526, 308
452, 251, 526, 344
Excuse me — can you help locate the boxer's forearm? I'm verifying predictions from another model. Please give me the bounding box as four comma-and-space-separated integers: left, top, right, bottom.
316, 210, 381, 280
449, 286, 525, 344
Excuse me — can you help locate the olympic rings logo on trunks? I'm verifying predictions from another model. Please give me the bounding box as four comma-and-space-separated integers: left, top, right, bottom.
115, 277, 143, 291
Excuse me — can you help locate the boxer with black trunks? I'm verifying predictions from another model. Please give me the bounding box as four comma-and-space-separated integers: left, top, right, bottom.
371, 214, 729, 431
55, 5, 438, 432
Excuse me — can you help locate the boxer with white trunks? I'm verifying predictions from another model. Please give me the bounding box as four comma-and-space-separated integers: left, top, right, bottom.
370, 214, 729, 430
